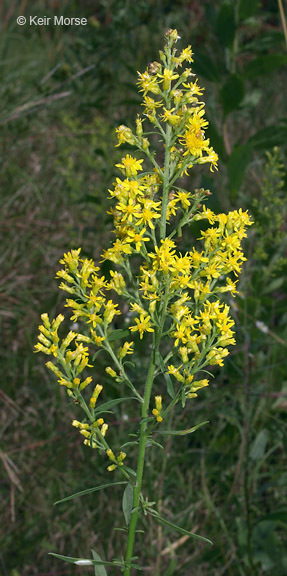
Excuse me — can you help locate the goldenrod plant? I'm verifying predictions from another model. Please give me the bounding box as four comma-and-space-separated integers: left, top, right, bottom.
35, 29, 252, 574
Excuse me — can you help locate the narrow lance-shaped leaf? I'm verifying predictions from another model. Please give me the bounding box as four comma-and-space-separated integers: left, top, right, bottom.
54, 481, 127, 505
91, 550, 108, 576
158, 421, 209, 436
48, 552, 122, 567
93, 396, 136, 416
123, 483, 134, 527
150, 512, 213, 545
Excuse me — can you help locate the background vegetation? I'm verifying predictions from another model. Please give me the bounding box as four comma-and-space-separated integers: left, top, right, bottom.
1, 1, 287, 575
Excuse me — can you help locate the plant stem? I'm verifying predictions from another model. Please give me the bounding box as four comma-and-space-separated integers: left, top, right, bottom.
160, 124, 171, 240
123, 333, 159, 576
124, 82, 172, 571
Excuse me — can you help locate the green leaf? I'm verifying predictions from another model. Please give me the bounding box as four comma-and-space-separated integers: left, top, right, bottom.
121, 440, 138, 448
220, 75, 245, 116
147, 438, 164, 450
107, 329, 130, 342
54, 481, 127, 505
262, 277, 284, 294
123, 466, 137, 478
248, 126, 287, 150
250, 429, 269, 461
48, 552, 119, 567
166, 375, 175, 399
227, 144, 252, 192
238, 0, 259, 20
216, 3, 235, 47
151, 513, 213, 545
158, 421, 209, 436
140, 416, 154, 425
192, 52, 221, 82
122, 483, 134, 526
94, 397, 135, 416
243, 54, 287, 79
91, 550, 107, 576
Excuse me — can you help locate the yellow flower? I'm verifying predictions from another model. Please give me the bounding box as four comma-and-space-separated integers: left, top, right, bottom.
90, 384, 103, 407
135, 200, 161, 230
183, 78, 203, 97
117, 451, 127, 465
178, 46, 194, 64
167, 365, 185, 383
59, 248, 81, 272
166, 198, 179, 220
106, 367, 117, 378
115, 125, 136, 146
189, 248, 209, 268
181, 129, 210, 158
116, 155, 144, 177
174, 191, 192, 209
137, 70, 161, 95
197, 147, 219, 172
161, 107, 182, 126
186, 109, 208, 132
108, 270, 126, 294
126, 228, 150, 252
118, 341, 134, 359
206, 347, 229, 367
101, 423, 108, 437
91, 334, 105, 346
152, 395, 163, 422
172, 323, 190, 347
103, 300, 121, 324
129, 313, 154, 339
129, 302, 147, 315
116, 198, 141, 223
101, 239, 132, 264
142, 96, 163, 118
158, 68, 179, 91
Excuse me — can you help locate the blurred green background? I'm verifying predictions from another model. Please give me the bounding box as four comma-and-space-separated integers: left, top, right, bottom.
1, 1, 287, 575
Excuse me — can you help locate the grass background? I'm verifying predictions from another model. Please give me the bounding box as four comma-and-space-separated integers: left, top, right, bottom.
1, 1, 287, 575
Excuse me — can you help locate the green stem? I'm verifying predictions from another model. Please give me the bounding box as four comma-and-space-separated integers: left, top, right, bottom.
123, 285, 170, 574
160, 124, 172, 240
123, 332, 159, 575
100, 330, 144, 404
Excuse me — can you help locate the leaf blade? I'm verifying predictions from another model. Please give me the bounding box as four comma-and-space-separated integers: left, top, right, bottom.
122, 483, 134, 527
151, 513, 213, 545
91, 550, 108, 576
54, 481, 127, 505
48, 552, 120, 567
158, 421, 209, 436
94, 396, 135, 415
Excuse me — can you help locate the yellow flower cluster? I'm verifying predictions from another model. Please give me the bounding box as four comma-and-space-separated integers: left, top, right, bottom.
35, 30, 253, 471
35, 249, 138, 469
56, 248, 119, 329
123, 31, 218, 174
35, 312, 93, 391
152, 395, 163, 422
